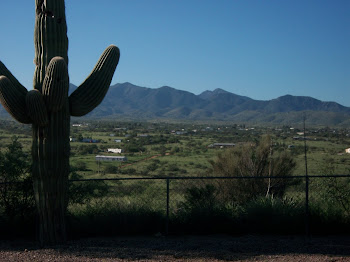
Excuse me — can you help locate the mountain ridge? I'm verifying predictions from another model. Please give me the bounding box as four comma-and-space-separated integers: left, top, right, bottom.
1, 82, 349, 126
82, 82, 350, 126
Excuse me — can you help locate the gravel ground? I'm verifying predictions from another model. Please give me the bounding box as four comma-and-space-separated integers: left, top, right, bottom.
1, 235, 350, 261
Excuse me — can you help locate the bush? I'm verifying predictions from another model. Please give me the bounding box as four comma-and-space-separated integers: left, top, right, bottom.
172, 184, 232, 234
181, 184, 217, 213
0, 136, 36, 238
211, 135, 298, 204
77, 144, 99, 155
239, 196, 304, 234
315, 158, 350, 220
68, 199, 164, 237
104, 164, 118, 174
68, 172, 109, 205
0, 136, 35, 220
74, 161, 88, 171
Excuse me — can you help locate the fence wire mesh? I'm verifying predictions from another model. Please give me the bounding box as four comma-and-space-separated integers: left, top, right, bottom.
1, 175, 350, 237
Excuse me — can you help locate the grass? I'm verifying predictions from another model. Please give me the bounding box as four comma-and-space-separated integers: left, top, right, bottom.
64, 178, 350, 237
1, 170, 350, 239
2, 120, 349, 178
1, 120, 350, 238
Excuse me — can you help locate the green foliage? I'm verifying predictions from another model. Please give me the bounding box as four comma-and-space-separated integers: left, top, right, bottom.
211, 135, 298, 204
124, 140, 146, 153
76, 144, 99, 155
315, 158, 350, 219
239, 196, 304, 234
103, 164, 118, 174
146, 161, 159, 172
68, 172, 109, 205
68, 198, 164, 237
0, 136, 35, 221
73, 161, 88, 171
1, 120, 350, 238
181, 184, 217, 213
120, 168, 137, 175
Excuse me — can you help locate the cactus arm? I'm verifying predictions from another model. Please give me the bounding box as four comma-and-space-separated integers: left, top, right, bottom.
25, 90, 48, 126
0, 61, 28, 97
0, 75, 31, 124
42, 57, 69, 112
69, 45, 120, 117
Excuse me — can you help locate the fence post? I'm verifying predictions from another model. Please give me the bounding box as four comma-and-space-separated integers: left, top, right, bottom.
165, 178, 170, 235
305, 175, 309, 237
303, 115, 310, 237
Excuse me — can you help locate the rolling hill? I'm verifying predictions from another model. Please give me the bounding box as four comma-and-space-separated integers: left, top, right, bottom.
1, 82, 349, 126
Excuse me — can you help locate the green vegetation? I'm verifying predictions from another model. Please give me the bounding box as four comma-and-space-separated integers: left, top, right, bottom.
0, 119, 350, 238
0, 137, 35, 237
209, 134, 297, 204
1, 120, 349, 180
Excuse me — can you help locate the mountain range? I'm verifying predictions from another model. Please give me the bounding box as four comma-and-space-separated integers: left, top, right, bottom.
1, 82, 349, 126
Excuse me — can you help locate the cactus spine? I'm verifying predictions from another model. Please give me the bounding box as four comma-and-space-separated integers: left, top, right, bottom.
0, 0, 119, 245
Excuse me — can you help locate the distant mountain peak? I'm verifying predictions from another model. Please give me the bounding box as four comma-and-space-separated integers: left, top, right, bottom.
212, 88, 231, 94
158, 86, 177, 92
3, 82, 348, 126
199, 88, 231, 100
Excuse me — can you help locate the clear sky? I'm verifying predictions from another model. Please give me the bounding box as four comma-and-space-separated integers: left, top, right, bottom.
1, 1, 349, 106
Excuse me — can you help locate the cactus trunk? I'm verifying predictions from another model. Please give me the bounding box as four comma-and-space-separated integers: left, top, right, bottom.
32, 107, 70, 244
33, 0, 70, 245
0, 0, 119, 246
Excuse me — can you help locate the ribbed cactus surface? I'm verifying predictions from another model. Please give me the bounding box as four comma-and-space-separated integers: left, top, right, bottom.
0, 0, 120, 245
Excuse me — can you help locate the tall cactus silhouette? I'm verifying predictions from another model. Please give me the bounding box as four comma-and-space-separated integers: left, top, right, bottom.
0, 0, 119, 245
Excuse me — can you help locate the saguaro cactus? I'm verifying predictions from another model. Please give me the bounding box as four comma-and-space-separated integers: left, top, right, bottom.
0, 0, 119, 245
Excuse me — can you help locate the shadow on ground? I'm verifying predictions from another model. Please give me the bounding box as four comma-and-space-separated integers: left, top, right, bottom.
1, 235, 350, 261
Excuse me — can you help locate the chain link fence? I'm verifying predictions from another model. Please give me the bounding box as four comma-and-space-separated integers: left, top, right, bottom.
1, 174, 350, 238
68, 174, 350, 236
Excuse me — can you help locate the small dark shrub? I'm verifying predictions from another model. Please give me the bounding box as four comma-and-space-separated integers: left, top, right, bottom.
68, 172, 109, 205
239, 197, 304, 234
74, 161, 88, 171
104, 164, 118, 174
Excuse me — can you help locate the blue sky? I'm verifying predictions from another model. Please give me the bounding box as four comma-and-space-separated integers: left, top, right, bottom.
1, 1, 349, 106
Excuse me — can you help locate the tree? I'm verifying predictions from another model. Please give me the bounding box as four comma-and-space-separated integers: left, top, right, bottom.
211, 135, 297, 204
0, 1, 119, 245
0, 137, 35, 221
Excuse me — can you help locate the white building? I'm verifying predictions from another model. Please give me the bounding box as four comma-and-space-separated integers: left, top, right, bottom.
345, 148, 350, 154
107, 148, 123, 154
208, 143, 235, 148
95, 155, 127, 162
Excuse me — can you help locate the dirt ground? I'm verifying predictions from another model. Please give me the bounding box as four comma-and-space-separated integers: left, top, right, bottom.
1, 235, 350, 261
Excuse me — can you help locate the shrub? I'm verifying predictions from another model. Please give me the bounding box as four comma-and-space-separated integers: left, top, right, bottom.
315, 158, 350, 220
211, 135, 298, 205
68, 172, 109, 205
238, 196, 304, 234
0, 136, 35, 219
74, 161, 88, 171
104, 164, 118, 174
0, 136, 36, 238
182, 184, 217, 213
68, 198, 164, 237
77, 144, 99, 155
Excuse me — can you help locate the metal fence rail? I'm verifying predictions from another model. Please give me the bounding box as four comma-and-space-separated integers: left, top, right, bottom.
69, 174, 350, 236
1, 174, 350, 236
